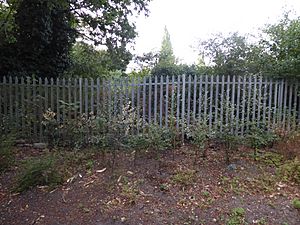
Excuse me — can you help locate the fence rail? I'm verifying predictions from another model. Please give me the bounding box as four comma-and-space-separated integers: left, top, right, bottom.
0, 75, 299, 140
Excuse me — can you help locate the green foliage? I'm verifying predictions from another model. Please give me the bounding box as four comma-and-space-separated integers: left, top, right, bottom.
258, 12, 300, 79
277, 157, 300, 184
0, 0, 151, 77
197, 32, 254, 76
215, 124, 240, 165
196, 11, 300, 79
15, 155, 63, 192
171, 169, 196, 186
292, 198, 300, 209
226, 207, 246, 225
65, 42, 122, 78
158, 26, 175, 66
0, 0, 76, 77
0, 132, 15, 172
245, 125, 279, 158
188, 120, 212, 161
146, 124, 172, 153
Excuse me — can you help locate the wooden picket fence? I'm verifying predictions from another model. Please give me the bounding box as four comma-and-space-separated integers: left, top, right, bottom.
0, 74, 299, 140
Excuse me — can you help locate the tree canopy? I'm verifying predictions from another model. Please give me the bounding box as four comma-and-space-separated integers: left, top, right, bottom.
0, 0, 151, 78
196, 12, 300, 79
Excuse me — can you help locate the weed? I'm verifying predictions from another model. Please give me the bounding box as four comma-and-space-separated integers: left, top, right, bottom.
171, 169, 196, 186
15, 155, 63, 192
226, 207, 246, 225
292, 198, 300, 209
277, 157, 300, 184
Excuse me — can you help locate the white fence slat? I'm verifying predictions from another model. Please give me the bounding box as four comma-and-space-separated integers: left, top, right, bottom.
96, 78, 100, 115
193, 75, 197, 122
198, 75, 203, 120
220, 75, 225, 132
187, 75, 191, 126
273, 81, 279, 127
165, 75, 169, 127
148, 76, 152, 124
209, 75, 213, 130
154, 76, 158, 124
225, 76, 230, 125
246, 76, 252, 131
159, 75, 163, 127
204, 75, 208, 121
241, 76, 246, 135
252, 76, 257, 124
267, 79, 273, 128
230, 76, 236, 133
214, 75, 219, 130
287, 83, 293, 130
257, 76, 262, 126
181, 74, 186, 140
176, 75, 181, 129
136, 77, 141, 133
90, 78, 94, 114
236, 76, 241, 133
142, 76, 146, 128
283, 80, 288, 128
171, 75, 175, 118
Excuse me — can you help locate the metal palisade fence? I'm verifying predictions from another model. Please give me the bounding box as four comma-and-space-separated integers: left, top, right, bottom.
0, 74, 299, 140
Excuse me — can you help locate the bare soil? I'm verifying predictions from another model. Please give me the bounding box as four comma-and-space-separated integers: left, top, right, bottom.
0, 145, 299, 225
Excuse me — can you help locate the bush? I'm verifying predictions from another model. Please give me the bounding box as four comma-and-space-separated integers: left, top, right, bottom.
15, 155, 63, 192
188, 120, 213, 162
215, 124, 240, 165
146, 124, 172, 154
0, 133, 15, 172
245, 125, 279, 157
277, 157, 300, 184
274, 130, 300, 159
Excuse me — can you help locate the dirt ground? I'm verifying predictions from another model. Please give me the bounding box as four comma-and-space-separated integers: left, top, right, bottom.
0, 144, 299, 225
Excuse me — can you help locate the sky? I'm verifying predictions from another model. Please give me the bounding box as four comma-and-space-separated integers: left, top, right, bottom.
130, 0, 300, 68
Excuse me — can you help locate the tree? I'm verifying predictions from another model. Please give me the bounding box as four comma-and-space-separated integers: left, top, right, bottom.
258, 12, 300, 79
0, 0, 151, 77
197, 32, 254, 76
65, 42, 125, 78
158, 26, 175, 66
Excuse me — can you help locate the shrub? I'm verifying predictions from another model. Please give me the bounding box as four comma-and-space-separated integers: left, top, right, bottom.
127, 134, 149, 165
245, 125, 279, 157
146, 124, 172, 154
215, 124, 240, 165
15, 155, 63, 192
277, 157, 300, 184
0, 133, 15, 172
274, 130, 300, 159
188, 120, 213, 163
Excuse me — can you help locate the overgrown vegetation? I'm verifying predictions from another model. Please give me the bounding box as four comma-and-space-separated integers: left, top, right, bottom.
0, 132, 15, 172
15, 155, 63, 192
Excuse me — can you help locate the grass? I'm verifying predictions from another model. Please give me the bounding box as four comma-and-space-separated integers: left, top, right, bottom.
226, 207, 246, 225
171, 169, 197, 186
15, 155, 63, 192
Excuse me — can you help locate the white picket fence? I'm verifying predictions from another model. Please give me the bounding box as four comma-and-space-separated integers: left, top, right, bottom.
0, 74, 299, 140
